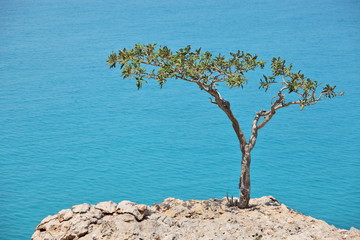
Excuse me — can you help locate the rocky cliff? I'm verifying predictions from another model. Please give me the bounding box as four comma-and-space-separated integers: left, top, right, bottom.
32, 196, 359, 240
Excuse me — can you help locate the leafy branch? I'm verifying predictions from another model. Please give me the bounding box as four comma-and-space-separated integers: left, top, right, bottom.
107, 43, 343, 150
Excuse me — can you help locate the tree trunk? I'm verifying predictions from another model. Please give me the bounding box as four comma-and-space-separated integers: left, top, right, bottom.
238, 148, 251, 208
202, 85, 253, 209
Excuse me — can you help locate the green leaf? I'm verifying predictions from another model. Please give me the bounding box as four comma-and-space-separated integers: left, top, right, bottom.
106, 53, 117, 68
108, 43, 343, 108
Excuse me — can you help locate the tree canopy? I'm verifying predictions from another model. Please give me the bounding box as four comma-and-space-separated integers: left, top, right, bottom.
107, 43, 342, 110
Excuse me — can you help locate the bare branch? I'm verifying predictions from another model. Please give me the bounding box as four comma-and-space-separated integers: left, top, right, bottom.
248, 110, 266, 150
256, 87, 286, 130
209, 97, 217, 104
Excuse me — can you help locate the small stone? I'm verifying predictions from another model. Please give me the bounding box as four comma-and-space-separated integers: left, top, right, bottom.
116, 200, 146, 221
72, 203, 90, 213
286, 217, 294, 224
37, 215, 57, 230
95, 201, 117, 214
58, 209, 73, 222
136, 204, 148, 213
80, 206, 104, 222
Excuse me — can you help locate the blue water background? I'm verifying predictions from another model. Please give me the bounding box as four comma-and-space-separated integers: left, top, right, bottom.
1, 0, 359, 238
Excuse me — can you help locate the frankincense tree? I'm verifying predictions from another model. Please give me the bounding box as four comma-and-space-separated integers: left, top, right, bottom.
107, 43, 343, 208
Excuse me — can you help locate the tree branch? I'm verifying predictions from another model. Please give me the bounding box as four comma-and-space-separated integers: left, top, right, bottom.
256, 87, 287, 130
256, 87, 334, 131
198, 82, 248, 151
209, 97, 217, 104
248, 110, 266, 150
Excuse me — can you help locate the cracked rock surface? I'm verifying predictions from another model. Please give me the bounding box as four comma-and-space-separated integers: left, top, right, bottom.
32, 196, 360, 240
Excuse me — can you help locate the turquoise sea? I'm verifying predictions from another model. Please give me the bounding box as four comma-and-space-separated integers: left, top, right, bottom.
1, 0, 359, 239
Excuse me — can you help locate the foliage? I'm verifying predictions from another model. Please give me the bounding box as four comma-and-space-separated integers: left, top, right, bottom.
107, 43, 343, 112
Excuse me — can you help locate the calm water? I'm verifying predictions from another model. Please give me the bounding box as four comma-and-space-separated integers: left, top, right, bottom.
1, 0, 359, 238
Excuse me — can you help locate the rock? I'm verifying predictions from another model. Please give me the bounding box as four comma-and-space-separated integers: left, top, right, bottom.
36, 214, 57, 231
116, 200, 149, 221
88, 206, 104, 219
95, 201, 117, 214
136, 204, 148, 213
72, 203, 90, 213
117, 213, 136, 222
32, 196, 360, 240
31, 230, 53, 240
71, 219, 91, 237
58, 209, 73, 222
348, 227, 360, 238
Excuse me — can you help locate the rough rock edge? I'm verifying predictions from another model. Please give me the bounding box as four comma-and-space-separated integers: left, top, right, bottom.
32, 196, 360, 240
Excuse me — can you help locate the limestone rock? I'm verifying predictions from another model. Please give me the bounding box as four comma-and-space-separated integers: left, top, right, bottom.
58, 209, 73, 222
116, 200, 150, 221
71, 219, 90, 237
36, 214, 57, 231
32, 196, 360, 240
72, 203, 90, 213
95, 201, 117, 214
88, 206, 103, 220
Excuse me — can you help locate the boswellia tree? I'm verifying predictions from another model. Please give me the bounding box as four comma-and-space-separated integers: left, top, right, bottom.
107, 43, 343, 208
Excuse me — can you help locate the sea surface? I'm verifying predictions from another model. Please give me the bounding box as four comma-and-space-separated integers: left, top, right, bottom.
1, 0, 359, 239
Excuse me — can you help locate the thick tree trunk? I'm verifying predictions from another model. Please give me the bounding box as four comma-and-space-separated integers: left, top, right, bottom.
238, 148, 251, 208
